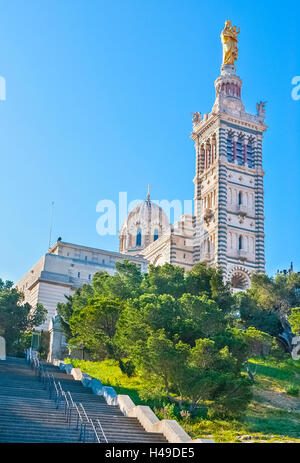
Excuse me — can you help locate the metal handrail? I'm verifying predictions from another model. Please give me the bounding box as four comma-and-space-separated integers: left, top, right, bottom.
61, 391, 69, 418
90, 419, 101, 443
79, 403, 90, 423
67, 391, 75, 407
97, 419, 108, 443
78, 403, 102, 443
73, 402, 83, 425
26, 349, 100, 443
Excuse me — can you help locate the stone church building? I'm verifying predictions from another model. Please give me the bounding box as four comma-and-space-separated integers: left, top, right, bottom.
119, 52, 267, 293
17, 24, 267, 332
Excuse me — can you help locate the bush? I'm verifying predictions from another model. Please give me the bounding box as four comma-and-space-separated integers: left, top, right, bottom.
289, 308, 300, 336
285, 384, 299, 397
245, 327, 273, 357
154, 403, 180, 421
39, 330, 50, 359
118, 359, 135, 377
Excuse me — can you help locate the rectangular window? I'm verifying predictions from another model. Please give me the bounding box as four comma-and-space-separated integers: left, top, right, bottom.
77, 272, 80, 278
227, 136, 233, 163
236, 139, 243, 165
247, 143, 254, 168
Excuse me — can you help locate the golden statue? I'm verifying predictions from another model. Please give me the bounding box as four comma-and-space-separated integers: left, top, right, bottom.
221, 20, 240, 66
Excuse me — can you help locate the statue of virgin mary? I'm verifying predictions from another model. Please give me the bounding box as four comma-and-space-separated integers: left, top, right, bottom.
221, 20, 240, 66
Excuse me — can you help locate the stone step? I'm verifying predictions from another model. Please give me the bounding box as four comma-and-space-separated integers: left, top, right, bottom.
0, 437, 81, 443
0, 428, 165, 443
0, 413, 144, 425
0, 426, 78, 437
0, 399, 58, 408
0, 358, 167, 443
0, 389, 49, 397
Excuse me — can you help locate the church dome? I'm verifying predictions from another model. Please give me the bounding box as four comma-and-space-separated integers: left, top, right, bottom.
119, 193, 170, 255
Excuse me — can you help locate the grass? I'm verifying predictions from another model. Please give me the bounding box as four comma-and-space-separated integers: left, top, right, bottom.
66, 355, 300, 443
66, 358, 163, 409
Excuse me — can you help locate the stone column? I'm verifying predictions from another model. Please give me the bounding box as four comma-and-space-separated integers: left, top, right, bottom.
47, 316, 68, 363
233, 136, 237, 163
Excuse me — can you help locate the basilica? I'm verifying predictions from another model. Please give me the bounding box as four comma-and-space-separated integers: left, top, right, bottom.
119, 20, 267, 292
17, 22, 267, 331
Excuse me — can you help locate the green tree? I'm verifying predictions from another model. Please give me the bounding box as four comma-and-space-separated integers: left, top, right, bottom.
234, 292, 282, 336
0, 279, 46, 355
57, 283, 94, 340
289, 308, 300, 335
69, 296, 124, 359
186, 339, 252, 418
93, 261, 143, 300
177, 293, 226, 345
131, 330, 190, 403
57, 262, 257, 418
248, 272, 300, 315
141, 263, 186, 298
185, 263, 233, 312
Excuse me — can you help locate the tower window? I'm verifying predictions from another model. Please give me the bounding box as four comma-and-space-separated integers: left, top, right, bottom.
238, 235, 243, 250
238, 191, 242, 205
153, 228, 159, 241
136, 228, 142, 247
236, 138, 243, 165
77, 272, 80, 278
247, 141, 254, 168
227, 135, 233, 163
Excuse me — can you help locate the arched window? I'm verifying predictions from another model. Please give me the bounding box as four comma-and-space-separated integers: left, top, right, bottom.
153, 228, 159, 241
136, 228, 142, 247
238, 191, 242, 205
238, 235, 243, 250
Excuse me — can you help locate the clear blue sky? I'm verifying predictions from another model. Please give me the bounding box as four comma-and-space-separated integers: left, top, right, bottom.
0, 0, 299, 282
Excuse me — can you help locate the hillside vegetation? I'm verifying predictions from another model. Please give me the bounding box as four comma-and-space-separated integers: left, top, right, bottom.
59, 262, 300, 442
68, 355, 300, 443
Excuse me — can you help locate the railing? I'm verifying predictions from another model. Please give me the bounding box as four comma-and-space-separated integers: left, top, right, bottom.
96, 418, 109, 443
26, 349, 107, 443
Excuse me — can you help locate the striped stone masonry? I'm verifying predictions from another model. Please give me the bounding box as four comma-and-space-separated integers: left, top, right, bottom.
191, 62, 267, 290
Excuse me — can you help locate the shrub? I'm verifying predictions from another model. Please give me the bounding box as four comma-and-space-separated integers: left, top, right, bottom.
245, 327, 273, 357
154, 403, 180, 421
289, 308, 300, 336
118, 359, 135, 377
285, 384, 299, 397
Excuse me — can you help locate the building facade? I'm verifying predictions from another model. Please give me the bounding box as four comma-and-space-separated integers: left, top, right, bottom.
17, 22, 268, 335
119, 22, 267, 291
16, 241, 147, 330
191, 61, 267, 290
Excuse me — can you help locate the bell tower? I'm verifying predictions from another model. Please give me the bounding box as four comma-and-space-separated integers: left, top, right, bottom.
191, 21, 267, 291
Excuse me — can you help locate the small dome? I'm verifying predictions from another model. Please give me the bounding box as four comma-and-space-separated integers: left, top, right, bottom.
119, 196, 169, 255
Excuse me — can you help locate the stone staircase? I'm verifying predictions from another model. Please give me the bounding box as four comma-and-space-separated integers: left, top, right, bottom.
0, 357, 167, 443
